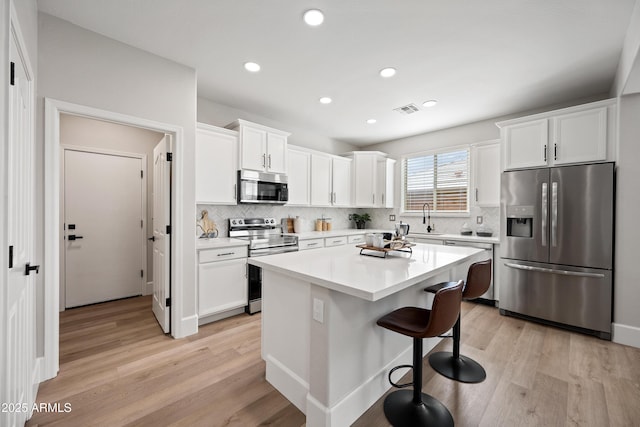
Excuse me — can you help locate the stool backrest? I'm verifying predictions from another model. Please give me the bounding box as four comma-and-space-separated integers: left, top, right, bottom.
463, 259, 492, 300
422, 280, 463, 338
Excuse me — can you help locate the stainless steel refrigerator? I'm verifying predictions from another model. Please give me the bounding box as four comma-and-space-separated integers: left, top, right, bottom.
499, 162, 614, 339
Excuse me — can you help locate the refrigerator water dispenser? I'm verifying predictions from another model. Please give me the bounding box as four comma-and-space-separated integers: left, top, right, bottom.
506, 205, 534, 238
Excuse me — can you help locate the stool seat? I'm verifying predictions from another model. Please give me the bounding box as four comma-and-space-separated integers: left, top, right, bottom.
376, 280, 463, 427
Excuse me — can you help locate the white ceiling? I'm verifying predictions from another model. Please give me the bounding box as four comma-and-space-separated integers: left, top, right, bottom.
37, 0, 637, 146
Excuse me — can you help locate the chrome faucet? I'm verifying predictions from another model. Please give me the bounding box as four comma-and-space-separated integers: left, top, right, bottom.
422, 203, 434, 233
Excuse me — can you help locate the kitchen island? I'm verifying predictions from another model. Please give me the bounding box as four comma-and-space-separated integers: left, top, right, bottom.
249, 242, 484, 427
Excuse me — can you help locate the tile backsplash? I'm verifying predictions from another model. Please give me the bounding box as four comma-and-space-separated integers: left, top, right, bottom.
196, 205, 359, 237
196, 204, 499, 238
368, 206, 500, 236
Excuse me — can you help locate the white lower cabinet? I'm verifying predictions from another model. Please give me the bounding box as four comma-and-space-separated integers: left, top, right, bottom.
299, 238, 325, 250
198, 246, 248, 320
325, 236, 347, 247
347, 234, 365, 244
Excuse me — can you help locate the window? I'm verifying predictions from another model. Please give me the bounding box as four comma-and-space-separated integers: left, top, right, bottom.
402, 148, 469, 214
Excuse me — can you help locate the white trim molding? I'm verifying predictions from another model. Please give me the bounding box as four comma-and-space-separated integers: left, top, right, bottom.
43, 98, 188, 381
612, 322, 640, 349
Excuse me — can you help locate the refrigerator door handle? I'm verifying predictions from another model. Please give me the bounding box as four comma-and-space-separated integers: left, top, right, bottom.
504, 262, 605, 279
541, 182, 548, 247
551, 182, 558, 247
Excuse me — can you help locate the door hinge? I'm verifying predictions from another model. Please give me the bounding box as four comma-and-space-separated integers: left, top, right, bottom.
141, 170, 143, 178
165, 297, 171, 307
8, 245, 13, 268
141, 219, 144, 228
166, 225, 171, 234
166, 153, 173, 162
140, 269, 144, 278
10, 62, 15, 86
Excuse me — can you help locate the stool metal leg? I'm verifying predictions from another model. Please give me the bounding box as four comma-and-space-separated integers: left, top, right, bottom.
429, 314, 487, 383
383, 338, 454, 427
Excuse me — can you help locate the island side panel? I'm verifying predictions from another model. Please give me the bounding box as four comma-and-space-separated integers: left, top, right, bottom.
306, 270, 451, 427
261, 269, 311, 413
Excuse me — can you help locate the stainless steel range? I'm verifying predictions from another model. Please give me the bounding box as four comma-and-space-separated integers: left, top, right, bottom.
229, 217, 298, 313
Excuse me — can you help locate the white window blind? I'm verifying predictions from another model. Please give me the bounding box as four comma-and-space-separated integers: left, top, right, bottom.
403, 149, 469, 213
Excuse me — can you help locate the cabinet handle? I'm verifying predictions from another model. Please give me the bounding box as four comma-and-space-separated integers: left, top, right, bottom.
233, 184, 237, 200
217, 252, 235, 257
308, 242, 319, 246
372, 194, 375, 204
554, 143, 557, 160
262, 153, 266, 167
475, 188, 479, 202
544, 144, 547, 162
382, 194, 385, 205
268, 154, 272, 168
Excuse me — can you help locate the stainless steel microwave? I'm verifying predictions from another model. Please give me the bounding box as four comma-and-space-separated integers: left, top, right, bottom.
237, 170, 288, 204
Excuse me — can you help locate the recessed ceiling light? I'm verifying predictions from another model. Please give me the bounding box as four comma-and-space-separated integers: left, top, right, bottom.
367, 119, 377, 124
379, 68, 396, 78
244, 62, 261, 72
422, 100, 438, 107
303, 9, 324, 26
319, 97, 332, 104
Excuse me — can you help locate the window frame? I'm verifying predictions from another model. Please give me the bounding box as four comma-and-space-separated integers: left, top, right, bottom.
400, 145, 471, 217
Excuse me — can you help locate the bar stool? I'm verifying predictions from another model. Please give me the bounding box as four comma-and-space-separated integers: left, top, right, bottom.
376, 280, 463, 427
424, 259, 492, 384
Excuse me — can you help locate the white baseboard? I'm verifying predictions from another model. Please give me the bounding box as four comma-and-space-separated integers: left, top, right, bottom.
274, 336, 441, 427
198, 307, 245, 326
265, 355, 309, 413
143, 281, 153, 295
612, 322, 640, 349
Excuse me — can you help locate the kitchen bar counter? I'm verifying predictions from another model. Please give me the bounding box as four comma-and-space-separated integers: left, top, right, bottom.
251, 243, 483, 427
408, 232, 500, 245
250, 243, 482, 301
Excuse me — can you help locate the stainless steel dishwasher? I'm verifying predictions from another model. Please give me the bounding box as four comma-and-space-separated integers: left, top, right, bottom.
443, 240, 494, 302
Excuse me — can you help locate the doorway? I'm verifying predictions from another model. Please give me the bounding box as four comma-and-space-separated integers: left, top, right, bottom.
42, 99, 185, 382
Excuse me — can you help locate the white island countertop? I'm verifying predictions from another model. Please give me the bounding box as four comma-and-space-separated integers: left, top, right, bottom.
249, 243, 483, 301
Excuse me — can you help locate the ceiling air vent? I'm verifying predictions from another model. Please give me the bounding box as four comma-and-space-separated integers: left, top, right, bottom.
393, 103, 420, 115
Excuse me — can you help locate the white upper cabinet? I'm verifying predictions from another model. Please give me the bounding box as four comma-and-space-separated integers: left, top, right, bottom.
503, 119, 548, 169
331, 156, 352, 207
350, 152, 377, 207
311, 153, 333, 206
376, 157, 396, 208
498, 99, 615, 171
287, 148, 311, 206
289, 145, 353, 207
195, 123, 238, 205
226, 119, 290, 174
472, 141, 500, 207
552, 107, 607, 165
347, 151, 394, 208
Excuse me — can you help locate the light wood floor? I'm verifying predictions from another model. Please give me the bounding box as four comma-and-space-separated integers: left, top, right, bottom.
27, 296, 640, 426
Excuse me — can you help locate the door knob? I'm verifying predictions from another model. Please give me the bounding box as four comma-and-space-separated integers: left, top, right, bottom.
68, 235, 84, 241
25, 263, 40, 276
148, 236, 156, 241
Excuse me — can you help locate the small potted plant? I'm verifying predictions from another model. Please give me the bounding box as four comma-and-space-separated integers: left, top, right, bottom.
352, 213, 371, 229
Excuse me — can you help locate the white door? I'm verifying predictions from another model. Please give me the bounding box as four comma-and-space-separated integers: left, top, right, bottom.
3, 29, 37, 427
64, 150, 144, 307
152, 136, 171, 333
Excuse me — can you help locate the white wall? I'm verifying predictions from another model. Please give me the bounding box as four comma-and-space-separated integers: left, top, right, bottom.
60, 114, 165, 287
613, 93, 640, 346
197, 97, 356, 154
38, 13, 198, 337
